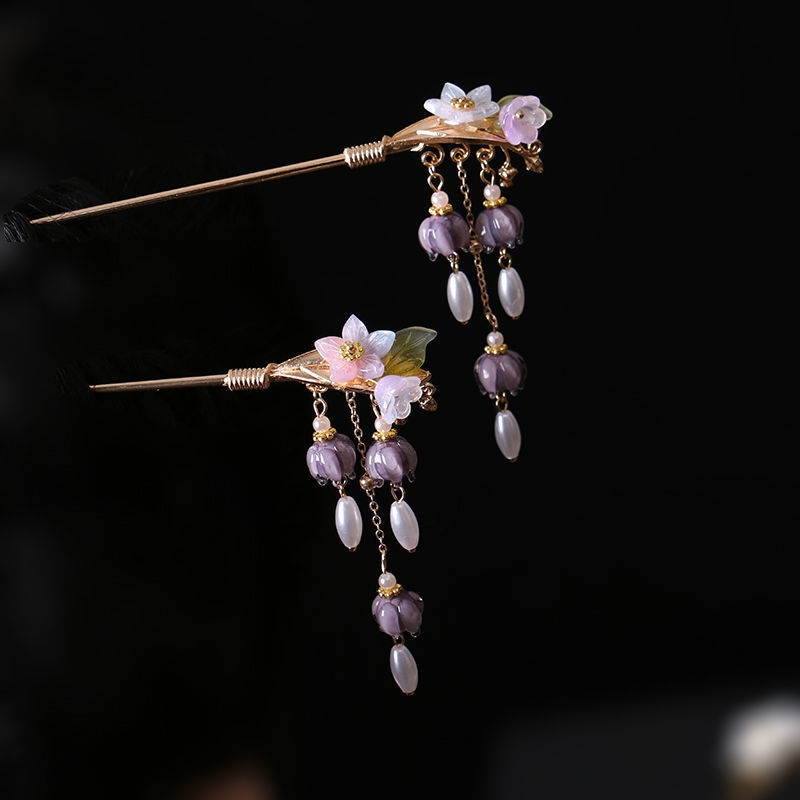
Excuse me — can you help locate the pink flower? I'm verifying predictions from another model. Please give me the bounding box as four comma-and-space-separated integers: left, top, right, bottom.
315, 315, 395, 385
499, 95, 548, 145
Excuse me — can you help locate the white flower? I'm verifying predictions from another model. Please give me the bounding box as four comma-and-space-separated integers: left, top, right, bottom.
423, 83, 500, 126
374, 375, 423, 423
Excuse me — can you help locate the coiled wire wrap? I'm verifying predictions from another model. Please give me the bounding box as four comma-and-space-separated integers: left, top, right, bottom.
343, 138, 387, 168
223, 365, 275, 391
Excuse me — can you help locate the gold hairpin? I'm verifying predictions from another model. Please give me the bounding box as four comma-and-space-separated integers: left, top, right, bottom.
29, 112, 543, 226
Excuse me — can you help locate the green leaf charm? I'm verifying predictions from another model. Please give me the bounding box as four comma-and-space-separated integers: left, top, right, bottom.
382, 327, 437, 377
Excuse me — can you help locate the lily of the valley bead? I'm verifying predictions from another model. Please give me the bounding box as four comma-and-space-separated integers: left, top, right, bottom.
498, 95, 548, 145
418, 209, 470, 261
474, 345, 527, 399
374, 374, 423, 424
306, 433, 358, 485
366, 435, 418, 487
372, 574, 424, 637
476, 202, 524, 252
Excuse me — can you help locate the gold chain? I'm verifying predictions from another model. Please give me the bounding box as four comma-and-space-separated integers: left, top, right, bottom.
451, 146, 499, 330
346, 391, 388, 569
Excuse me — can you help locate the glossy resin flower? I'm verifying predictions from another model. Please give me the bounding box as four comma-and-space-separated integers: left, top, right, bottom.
373, 589, 424, 637
375, 375, 423, 423
499, 95, 548, 145
424, 82, 499, 126
315, 315, 395, 385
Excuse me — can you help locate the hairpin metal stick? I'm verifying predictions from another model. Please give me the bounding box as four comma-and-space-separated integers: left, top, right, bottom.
89, 370, 266, 393
89, 350, 437, 407
29, 115, 542, 226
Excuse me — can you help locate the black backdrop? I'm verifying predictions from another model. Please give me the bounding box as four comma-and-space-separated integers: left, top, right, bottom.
1, 5, 799, 800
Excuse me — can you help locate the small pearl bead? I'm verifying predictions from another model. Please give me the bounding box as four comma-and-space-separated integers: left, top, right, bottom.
431, 191, 449, 208
375, 417, 392, 432
483, 184, 501, 201
486, 331, 504, 347
312, 415, 331, 432
379, 572, 397, 590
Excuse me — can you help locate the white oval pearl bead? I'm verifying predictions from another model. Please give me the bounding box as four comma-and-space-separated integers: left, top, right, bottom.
495, 409, 522, 461
375, 417, 392, 433
486, 330, 504, 348
378, 572, 397, 590
446, 270, 474, 324
312, 415, 331, 432
483, 183, 501, 201
390, 500, 420, 552
390, 643, 419, 695
498, 267, 525, 319
335, 496, 362, 550
431, 190, 449, 208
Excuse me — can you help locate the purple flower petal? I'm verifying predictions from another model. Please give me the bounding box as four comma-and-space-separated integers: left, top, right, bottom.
341, 314, 369, 343
366, 329, 395, 359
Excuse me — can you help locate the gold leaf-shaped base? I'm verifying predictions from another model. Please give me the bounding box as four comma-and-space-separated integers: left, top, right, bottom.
271, 350, 431, 396
385, 114, 544, 172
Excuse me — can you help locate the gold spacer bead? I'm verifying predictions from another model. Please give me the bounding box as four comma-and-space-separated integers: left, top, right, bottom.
378, 583, 403, 598
372, 428, 398, 441
484, 344, 509, 356
312, 427, 337, 442
428, 204, 453, 216
482, 196, 508, 209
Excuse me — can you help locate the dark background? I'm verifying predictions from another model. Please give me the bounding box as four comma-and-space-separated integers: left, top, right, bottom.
1, 4, 799, 799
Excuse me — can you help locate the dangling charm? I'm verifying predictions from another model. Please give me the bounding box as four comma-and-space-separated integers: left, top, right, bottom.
305, 388, 362, 549
415, 84, 550, 460
475, 150, 526, 320
417, 146, 474, 324
371, 374, 423, 551
312, 316, 436, 694
474, 330, 526, 461
373, 571, 423, 695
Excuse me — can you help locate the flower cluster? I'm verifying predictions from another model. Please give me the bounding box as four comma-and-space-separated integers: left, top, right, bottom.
423, 82, 549, 145
314, 315, 429, 425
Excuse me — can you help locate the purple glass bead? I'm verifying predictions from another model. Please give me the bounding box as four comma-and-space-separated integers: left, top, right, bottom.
372, 589, 424, 637
365, 436, 417, 487
475, 204, 524, 252
474, 350, 527, 398
418, 212, 470, 261
306, 433, 357, 486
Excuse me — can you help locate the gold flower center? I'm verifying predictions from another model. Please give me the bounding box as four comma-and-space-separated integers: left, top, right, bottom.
451, 96, 475, 110
339, 340, 364, 361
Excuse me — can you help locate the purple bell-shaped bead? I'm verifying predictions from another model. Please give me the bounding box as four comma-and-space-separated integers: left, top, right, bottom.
365, 435, 418, 487
475, 203, 524, 252
474, 350, 527, 399
306, 433, 357, 486
372, 572, 424, 637
418, 212, 470, 261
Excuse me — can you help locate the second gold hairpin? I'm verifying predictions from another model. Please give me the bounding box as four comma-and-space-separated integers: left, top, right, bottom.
93, 315, 437, 694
